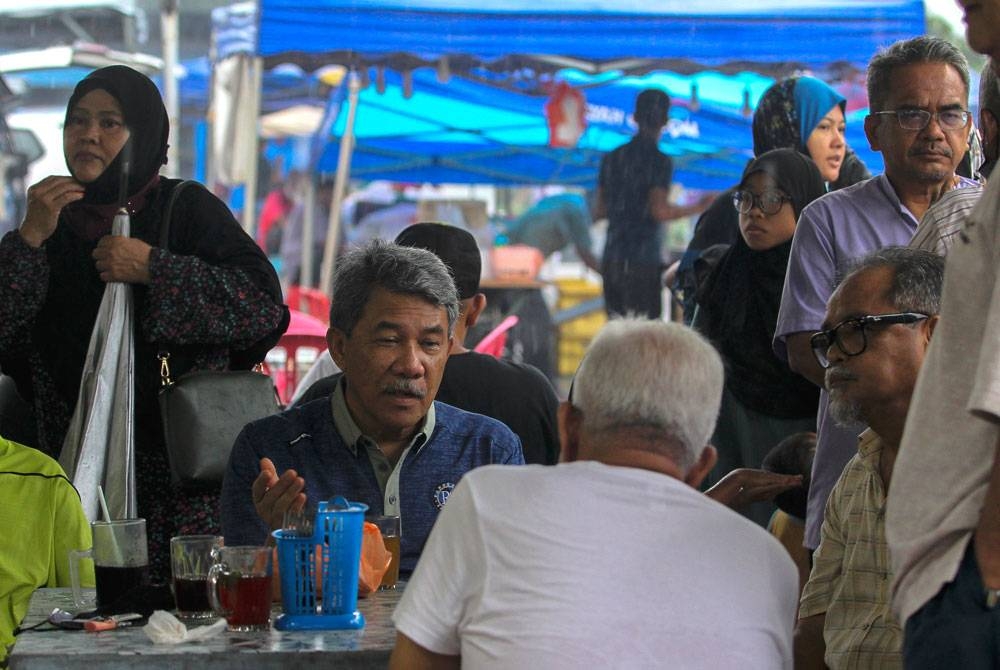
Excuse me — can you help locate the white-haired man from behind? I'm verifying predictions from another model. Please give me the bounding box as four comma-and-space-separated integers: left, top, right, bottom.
390, 319, 799, 670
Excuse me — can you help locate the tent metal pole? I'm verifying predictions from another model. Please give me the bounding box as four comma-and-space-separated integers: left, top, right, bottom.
301, 178, 316, 288
319, 71, 360, 296
160, 0, 180, 177
242, 56, 263, 235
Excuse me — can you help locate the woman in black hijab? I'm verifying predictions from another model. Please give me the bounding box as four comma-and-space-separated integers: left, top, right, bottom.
0, 65, 289, 581
693, 149, 826, 527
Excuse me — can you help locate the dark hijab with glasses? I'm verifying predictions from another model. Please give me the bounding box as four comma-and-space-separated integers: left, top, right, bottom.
693, 150, 826, 508
696, 149, 826, 416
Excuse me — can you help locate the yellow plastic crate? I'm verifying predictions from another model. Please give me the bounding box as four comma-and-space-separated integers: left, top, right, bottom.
555, 279, 605, 376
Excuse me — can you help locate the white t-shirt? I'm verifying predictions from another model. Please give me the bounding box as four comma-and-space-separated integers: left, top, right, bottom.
393, 461, 798, 669
888, 174, 1000, 625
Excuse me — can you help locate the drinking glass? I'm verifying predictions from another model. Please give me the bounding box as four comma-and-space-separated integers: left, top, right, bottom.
207, 545, 273, 631
367, 515, 400, 589
171, 535, 224, 619
69, 518, 149, 609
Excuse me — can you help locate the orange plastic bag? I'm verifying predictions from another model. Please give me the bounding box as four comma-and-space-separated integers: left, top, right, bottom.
358, 521, 392, 597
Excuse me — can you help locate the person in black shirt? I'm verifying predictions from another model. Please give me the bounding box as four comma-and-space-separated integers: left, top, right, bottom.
595, 89, 711, 319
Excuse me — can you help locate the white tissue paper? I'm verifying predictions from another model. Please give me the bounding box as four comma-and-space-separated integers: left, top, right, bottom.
144, 610, 228, 644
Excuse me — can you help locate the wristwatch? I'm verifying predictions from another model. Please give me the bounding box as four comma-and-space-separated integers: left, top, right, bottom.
986, 588, 1000, 608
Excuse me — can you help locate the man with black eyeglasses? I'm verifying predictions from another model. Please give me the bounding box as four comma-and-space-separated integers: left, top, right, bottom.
774, 36, 978, 557
793, 247, 943, 670
887, 7, 1000, 667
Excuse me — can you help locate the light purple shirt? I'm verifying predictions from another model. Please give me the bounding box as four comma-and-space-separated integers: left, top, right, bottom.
774, 174, 977, 549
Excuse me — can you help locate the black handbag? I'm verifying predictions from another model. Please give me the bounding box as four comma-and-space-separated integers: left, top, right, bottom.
158, 355, 279, 486
156, 181, 281, 486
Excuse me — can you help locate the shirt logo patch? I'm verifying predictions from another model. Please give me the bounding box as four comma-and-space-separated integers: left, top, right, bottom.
433, 482, 455, 509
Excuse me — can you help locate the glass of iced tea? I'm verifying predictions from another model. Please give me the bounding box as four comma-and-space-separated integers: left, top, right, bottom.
171, 535, 224, 619
367, 515, 400, 589
207, 546, 273, 631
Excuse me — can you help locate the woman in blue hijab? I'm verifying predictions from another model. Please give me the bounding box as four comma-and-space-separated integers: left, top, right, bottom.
751, 75, 867, 188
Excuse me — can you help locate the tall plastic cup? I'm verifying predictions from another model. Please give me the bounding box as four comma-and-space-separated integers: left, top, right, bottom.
69, 518, 149, 609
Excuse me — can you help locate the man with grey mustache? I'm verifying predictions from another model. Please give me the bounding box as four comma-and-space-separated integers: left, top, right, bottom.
220, 240, 524, 575
793, 247, 943, 670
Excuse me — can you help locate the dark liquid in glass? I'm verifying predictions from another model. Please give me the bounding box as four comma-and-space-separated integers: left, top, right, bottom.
95, 564, 150, 608
173, 577, 212, 614
219, 574, 272, 627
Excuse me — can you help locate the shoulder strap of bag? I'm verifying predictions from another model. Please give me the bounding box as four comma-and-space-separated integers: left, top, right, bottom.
153, 181, 274, 382
158, 180, 199, 251
156, 180, 198, 383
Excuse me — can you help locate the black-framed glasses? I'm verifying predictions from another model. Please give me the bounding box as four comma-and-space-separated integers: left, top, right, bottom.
872, 109, 970, 131
810, 312, 929, 369
733, 189, 793, 215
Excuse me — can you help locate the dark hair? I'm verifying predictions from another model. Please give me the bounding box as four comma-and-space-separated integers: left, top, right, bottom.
394, 222, 482, 300
840, 246, 945, 316
329, 240, 460, 337
739, 148, 826, 219
981, 61, 1000, 125
762, 432, 816, 520
634, 89, 670, 129
867, 36, 969, 112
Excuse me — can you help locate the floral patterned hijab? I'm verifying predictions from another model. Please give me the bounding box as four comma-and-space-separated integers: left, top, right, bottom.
751, 76, 846, 157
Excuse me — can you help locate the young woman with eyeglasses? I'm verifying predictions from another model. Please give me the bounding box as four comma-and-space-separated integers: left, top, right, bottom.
692, 148, 828, 527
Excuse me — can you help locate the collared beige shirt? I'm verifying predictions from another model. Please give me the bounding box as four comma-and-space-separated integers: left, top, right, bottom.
329, 378, 434, 518
889, 174, 1000, 626
799, 429, 902, 670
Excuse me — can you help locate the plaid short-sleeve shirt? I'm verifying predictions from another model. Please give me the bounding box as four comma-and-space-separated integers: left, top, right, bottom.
799, 429, 902, 670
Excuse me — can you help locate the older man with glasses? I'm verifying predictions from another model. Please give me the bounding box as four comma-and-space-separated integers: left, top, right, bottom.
793, 247, 943, 670
774, 35, 979, 556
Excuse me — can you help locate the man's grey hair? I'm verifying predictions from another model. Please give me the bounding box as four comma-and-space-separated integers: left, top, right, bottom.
571, 319, 723, 471
867, 36, 969, 112
829, 247, 943, 427
839, 246, 945, 316
328, 240, 460, 337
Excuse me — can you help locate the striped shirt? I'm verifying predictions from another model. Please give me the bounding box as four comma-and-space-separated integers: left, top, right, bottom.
910, 184, 983, 255
799, 429, 902, 670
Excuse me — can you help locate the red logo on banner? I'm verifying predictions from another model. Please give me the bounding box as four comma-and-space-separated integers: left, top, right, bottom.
545, 82, 587, 148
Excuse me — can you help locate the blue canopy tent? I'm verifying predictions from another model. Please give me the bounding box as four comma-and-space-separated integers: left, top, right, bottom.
245, 0, 925, 287
300, 67, 882, 191
304, 68, 777, 191
253, 0, 924, 189
258, 0, 925, 79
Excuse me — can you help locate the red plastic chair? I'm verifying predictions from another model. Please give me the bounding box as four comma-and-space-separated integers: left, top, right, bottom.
270, 309, 330, 404
286, 285, 331, 324
473, 315, 519, 359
